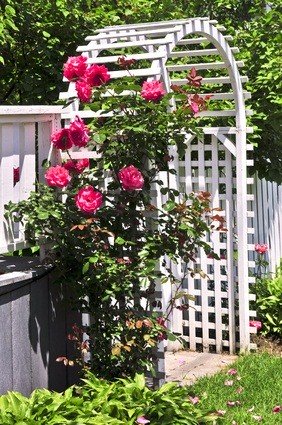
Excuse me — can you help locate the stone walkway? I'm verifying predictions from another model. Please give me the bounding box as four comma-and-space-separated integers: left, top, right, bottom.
165, 351, 238, 385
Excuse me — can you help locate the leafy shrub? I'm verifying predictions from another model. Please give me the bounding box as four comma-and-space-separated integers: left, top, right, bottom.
254, 265, 282, 337
0, 374, 220, 424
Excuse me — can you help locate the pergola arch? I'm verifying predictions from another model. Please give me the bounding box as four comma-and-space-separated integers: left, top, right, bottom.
60, 18, 254, 353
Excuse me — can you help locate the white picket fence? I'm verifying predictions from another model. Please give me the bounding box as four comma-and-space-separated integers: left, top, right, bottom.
254, 178, 282, 273
0, 106, 62, 253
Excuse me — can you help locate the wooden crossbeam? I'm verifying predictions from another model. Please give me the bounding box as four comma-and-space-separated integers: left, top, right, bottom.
77, 37, 172, 53
166, 61, 244, 71
85, 26, 182, 41
176, 35, 233, 45
169, 47, 239, 58
86, 52, 165, 64
171, 75, 248, 85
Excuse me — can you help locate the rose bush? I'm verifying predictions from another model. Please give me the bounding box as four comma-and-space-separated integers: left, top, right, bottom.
6, 61, 220, 379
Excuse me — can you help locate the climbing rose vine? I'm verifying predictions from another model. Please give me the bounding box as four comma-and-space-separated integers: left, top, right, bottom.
6, 57, 221, 380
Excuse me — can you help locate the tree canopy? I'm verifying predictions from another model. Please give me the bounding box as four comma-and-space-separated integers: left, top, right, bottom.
0, 0, 281, 182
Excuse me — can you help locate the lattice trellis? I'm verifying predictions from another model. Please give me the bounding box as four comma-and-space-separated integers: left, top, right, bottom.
60, 17, 255, 363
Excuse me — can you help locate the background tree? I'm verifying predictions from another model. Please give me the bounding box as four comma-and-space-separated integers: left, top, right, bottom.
0, 0, 281, 182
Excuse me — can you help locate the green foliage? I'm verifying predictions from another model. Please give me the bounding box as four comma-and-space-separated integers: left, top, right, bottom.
0, 373, 220, 424
190, 353, 282, 425
254, 265, 282, 337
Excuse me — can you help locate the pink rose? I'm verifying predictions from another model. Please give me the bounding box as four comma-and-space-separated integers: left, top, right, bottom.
51, 128, 73, 151
75, 186, 103, 214
13, 167, 20, 186
187, 94, 208, 115
69, 116, 90, 147
84, 64, 110, 87
141, 80, 165, 102
227, 368, 237, 376
136, 417, 150, 424
255, 243, 268, 254
189, 396, 199, 405
273, 405, 281, 414
63, 55, 88, 81
75, 80, 92, 103
63, 159, 90, 174
45, 165, 71, 188
118, 165, 144, 190
249, 320, 262, 331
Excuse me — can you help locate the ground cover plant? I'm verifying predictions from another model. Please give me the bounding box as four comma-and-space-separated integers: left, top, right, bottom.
0, 373, 220, 424
250, 245, 282, 338
189, 353, 282, 424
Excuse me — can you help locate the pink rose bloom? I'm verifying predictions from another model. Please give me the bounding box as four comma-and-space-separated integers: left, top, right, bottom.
75, 186, 103, 214
63, 55, 88, 81
273, 405, 281, 414
118, 165, 144, 190
255, 243, 268, 254
84, 64, 110, 87
189, 396, 199, 405
45, 166, 71, 188
69, 116, 90, 147
63, 158, 90, 174
51, 128, 73, 151
141, 80, 165, 102
13, 167, 20, 186
227, 368, 237, 376
249, 320, 262, 331
136, 416, 150, 424
75, 80, 92, 103
187, 93, 207, 115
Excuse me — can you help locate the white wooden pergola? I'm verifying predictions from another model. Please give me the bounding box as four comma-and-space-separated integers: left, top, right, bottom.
59, 17, 255, 356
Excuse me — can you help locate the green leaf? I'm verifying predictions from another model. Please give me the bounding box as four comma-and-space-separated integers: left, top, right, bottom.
37, 212, 49, 220
164, 200, 176, 212
115, 237, 125, 245
93, 133, 106, 144
82, 262, 90, 274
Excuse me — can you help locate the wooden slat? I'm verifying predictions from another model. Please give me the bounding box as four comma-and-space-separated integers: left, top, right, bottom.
63, 67, 161, 83
86, 26, 182, 41
0, 124, 14, 251
202, 126, 253, 134
86, 52, 165, 64
12, 284, 32, 395
0, 291, 12, 394
170, 47, 239, 58
211, 135, 223, 353
77, 37, 171, 53
196, 109, 253, 117
177, 35, 233, 45
171, 75, 248, 85
198, 137, 209, 351
167, 61, 244, 71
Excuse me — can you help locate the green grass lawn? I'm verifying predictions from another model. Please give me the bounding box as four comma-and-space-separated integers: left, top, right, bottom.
189, 352, 282, 424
